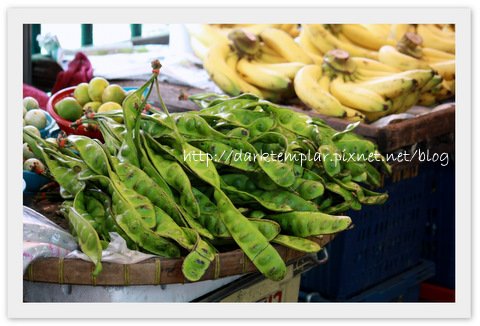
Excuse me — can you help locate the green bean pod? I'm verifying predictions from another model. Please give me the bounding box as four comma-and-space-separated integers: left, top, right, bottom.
112, 191, 180, 258
67, 135, 109, 176
154, 207, 195, 250
271, 234, 321, 253
68, 190, 103, 276
267, 211, 352, 237
192, 188, 230, 238
181, 229, 217, 282
214, 189, 286, 281
142, 136, 200, 218
249, 219, 281, 242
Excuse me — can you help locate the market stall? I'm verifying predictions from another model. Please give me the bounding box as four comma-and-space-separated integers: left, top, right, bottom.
22, 23, 455, 303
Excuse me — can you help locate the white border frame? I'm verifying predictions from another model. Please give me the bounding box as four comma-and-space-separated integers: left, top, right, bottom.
7, 7, 471, 319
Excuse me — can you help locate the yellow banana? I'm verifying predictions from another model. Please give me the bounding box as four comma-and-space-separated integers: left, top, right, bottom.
344, 107, 366, 122
363, 24, 392, 39
429, 59, 455, 81
378, 45, 430, 71
350, 57, 401, 71
395, 90, 421, 113
357, 75, 416, 99
424, 24, 455, 40
330, 77, 392, 113
242, 24, 283, 35
260, 28, 313, 64
363, 91, 409, 122
305, 24, 379, 60
442, 79, 455, 93
389, 69, 435, 89
341, 24, 395, 50
236, 58, 292, 91
420, 74, 443, 93
318, 75, 331, 91
253, 61, 305, 80
417, 24, 455, 54
422, 47, 455, 63
225, 51, 239, 71
293, 65, 347, 117
203, 42, 262, 97
256, 49, 287, 63
417, 92, 437, 107
185, 24, 229, 48
388, 24, 415, 41
298, 28, 324, 64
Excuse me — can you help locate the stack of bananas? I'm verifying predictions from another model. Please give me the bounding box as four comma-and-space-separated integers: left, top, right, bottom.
294, 49, 440, 122
186, 24, 455, 123
186, 24, 312, 102
298, 24, 455, 109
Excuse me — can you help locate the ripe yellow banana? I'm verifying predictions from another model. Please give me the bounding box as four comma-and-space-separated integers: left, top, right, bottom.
389, 69, 435, 89
388, 24, 416, 41
363, 24, 392, 39
237, 58, 292, 91
341, 24, 395, 50
293, 65, 347, 117
225, 51, 239, 71
362, 91, 409, 122
298, 28, 324, 64
304, 24, 379, 60
330, 77, 392, 113
349, 57, 400, 79
424, 24, 455, 40
253, 62, 305, 80
442, 79, 455, 93
357, 75, 416, 99
260, 28, 313, 64
378, 45, 430, 71
395, 90, 421, 113
203, 42, 262, 97
417, 24, 455, 54
422, 47, 455, 63
344, 107, 366, 122
417, 92, 437, 107
429, 59, 455, 81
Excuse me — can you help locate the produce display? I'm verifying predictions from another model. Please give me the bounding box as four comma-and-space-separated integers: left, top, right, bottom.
23, 62, 390, 282
187, 24, 455, 122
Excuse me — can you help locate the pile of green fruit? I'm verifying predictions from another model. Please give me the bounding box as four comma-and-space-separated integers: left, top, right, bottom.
23, 62, 390, 282
54, 77, 129, 122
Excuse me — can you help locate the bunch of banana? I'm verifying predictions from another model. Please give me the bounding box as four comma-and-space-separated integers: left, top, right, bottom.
301, 24, 379, 60
377, 31, 455, 105
416, 24, 455, 54
294, 49, 437, 122
202, 28, 312, 102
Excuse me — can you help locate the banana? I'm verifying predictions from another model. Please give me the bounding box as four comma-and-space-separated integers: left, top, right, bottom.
378, 45, 430, 71
256, 49, 287, 63
363, 24, 392, 39
305, 24, 379, 59
185, 24, 229, 48
422, 47, 455, 63
318, 75, 331, 91
298, 28, 324, 64
388, 69, 435, 89
350, 57, 400, 74
424, 24, 455, 40
420, 74, 443, 93
429, 59, 455, 81
417, 92, 437, 107
225, 51, 239, 71
189, 36, 209, 61
388, 24, 415, 41
253, 62, 305, 80
341, 24, 395, 50
260, 28, 313, 64
344, 107, 366, 122
417, 24, 455, 54
357, 75, 416, 98
293, 65, 347, 117
237, 58, 292, 91
395, 90, 421, 113
442, 79, 455, 93
242, 24, 283, 35
203, 42, 262, 97
362, 91, 409, 122
330, 77, 392, 113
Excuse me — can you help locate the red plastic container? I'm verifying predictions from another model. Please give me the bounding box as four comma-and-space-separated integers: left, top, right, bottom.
46, 86, 103, 140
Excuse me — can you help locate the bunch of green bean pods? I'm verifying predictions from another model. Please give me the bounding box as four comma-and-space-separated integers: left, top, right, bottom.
24, 63, 390, 282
